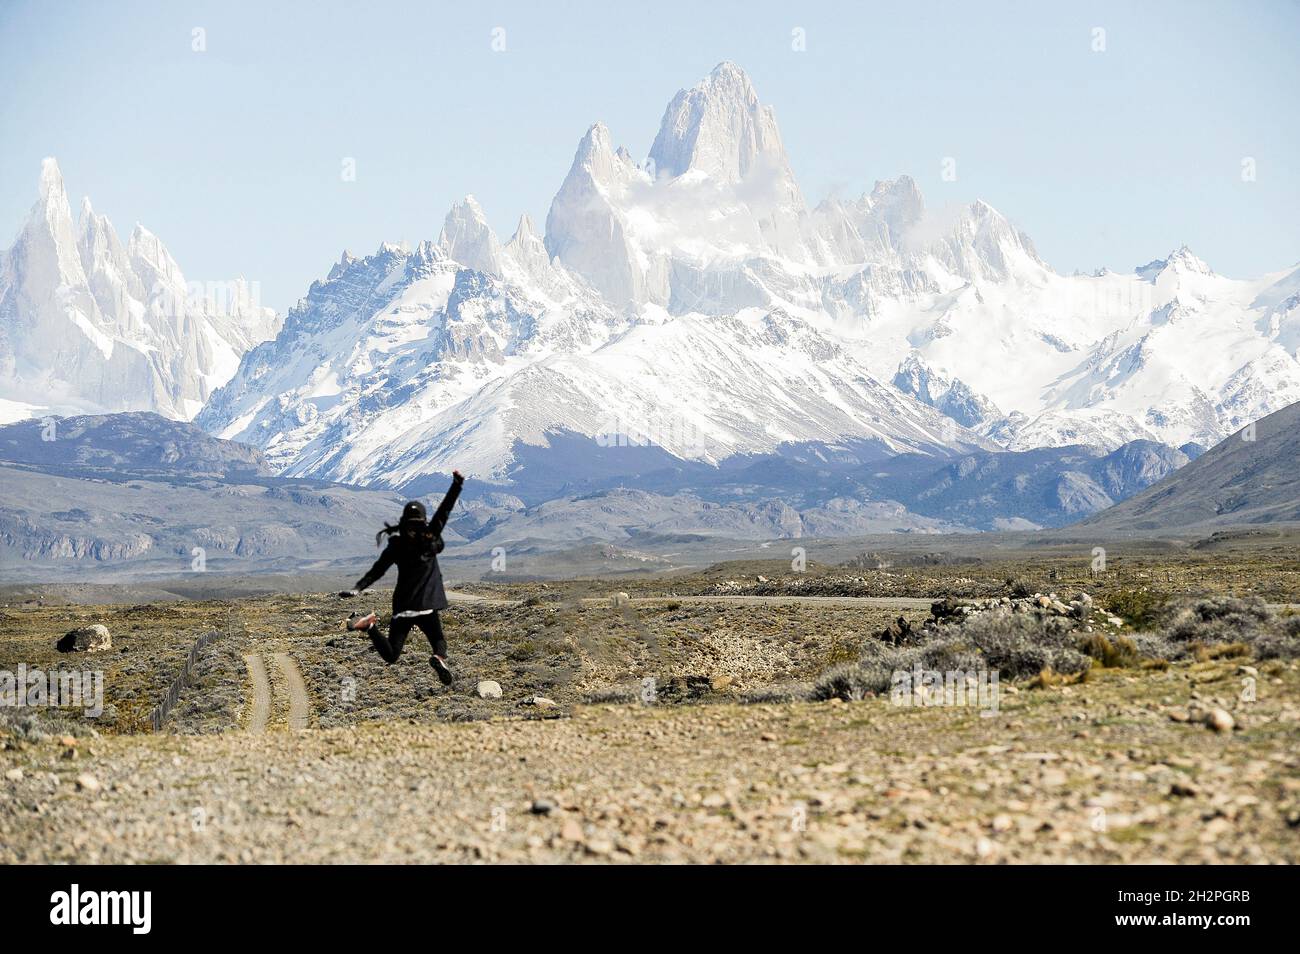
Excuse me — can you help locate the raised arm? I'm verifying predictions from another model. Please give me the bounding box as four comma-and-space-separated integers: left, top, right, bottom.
429, 471, 465, 535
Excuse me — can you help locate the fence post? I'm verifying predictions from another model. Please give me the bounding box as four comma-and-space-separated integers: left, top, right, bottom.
148, 629, 225, 734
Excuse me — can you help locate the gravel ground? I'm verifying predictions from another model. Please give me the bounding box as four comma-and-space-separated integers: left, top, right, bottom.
3, 656, 1297, 864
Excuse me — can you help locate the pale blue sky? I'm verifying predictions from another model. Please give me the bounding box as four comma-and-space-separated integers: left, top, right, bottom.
2, 0, 1297, 311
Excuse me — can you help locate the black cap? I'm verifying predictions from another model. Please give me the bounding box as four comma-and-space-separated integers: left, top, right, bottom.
401, 500, 427, 524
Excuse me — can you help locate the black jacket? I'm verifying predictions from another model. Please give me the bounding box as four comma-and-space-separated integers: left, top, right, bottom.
355, 475, 463, 613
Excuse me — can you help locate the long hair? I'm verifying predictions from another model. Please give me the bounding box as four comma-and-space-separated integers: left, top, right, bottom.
375, 521, 403, 547
375, 515, 442, 552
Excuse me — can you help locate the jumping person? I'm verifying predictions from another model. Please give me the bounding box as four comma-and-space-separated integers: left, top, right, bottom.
338, 470, 464, 685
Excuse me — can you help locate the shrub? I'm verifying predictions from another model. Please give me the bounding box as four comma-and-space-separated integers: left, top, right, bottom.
1163, 596, 1274, 644
582, 685, 639, 705
1004, 577, 1034, 598
1104, 588, 1171, 630
1128, 631, 1181, 662
811, 592, 1300, 703
824, 636, 863, 666
507, 640, 538, 661
810, 637, 925, 700
1157, 596, 1299, 661
1079, 633, 1142, 668
955, 611, 1090, 679
811, 610, 1090, 700
742, 682, 815, 705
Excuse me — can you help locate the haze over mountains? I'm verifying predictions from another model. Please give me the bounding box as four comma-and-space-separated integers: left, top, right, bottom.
0, 412, 406, 579
0, 404, 1288, 581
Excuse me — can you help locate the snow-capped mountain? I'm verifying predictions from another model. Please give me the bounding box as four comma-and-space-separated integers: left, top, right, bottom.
0, 159, 280, 423
197, 218, 982, 485
199, 62, 1300, 487
881, 245, 1300, 451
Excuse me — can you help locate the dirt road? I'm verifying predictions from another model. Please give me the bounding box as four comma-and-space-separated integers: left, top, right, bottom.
450, 591, 937, 611
3, 656, 1296, 864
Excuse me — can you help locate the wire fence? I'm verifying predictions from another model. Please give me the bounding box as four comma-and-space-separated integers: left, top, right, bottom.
149, 629, 224, 733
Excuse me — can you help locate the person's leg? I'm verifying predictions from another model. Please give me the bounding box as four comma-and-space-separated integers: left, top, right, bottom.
368, 616, 413, 664
417, 612, 447, 658
419, 613, 453, 685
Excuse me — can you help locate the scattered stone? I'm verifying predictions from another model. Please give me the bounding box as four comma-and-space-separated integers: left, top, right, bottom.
611, 592, 630, 608
4, 768, 22, 782
75, 773, 101, 793
476, 680, 503, 700
1169, 782, 1199, 798
560, 818, 584, 842
1205, 709, 1235, 734
529, 696, 557, 710
57, 624, 112, 653
530, 798, 555, 815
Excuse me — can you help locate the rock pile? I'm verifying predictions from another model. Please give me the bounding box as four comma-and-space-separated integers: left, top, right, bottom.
881, 592, 1112, 645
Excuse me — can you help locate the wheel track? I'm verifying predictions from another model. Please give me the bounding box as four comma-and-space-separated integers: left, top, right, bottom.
242, 654, 272, 734
243, 651, 311, 732
272, 652, 311, 731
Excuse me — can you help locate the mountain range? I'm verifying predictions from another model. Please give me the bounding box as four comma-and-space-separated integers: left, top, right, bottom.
193, 62, 1300, 490
0, 405, 1287, 581
0, 160, 279, 424
0, 412, 406, 579
2, 62, 1298, 552
1079, 400, 1300, 532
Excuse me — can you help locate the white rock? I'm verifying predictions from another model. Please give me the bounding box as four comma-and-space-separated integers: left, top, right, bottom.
62, 624, 112, 653
476, 680, 503, 700
1205, 708, 1235, 734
